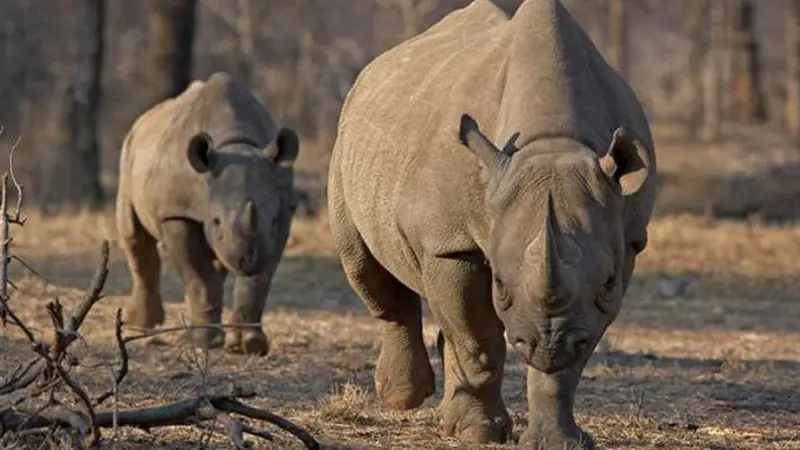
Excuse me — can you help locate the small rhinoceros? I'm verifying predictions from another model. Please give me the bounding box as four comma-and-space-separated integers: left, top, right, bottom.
328, 1, 656, 448
116, 72, 299, 355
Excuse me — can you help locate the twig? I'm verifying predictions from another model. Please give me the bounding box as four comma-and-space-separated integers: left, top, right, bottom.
122, 322, 263, 344
213, 411, 247, 450
7, 136, 26, 226
213, 397, 320, 449
32, 345, 100, 448
1, 172, 10, 324
64, 241, 109, 344
11, 255, 48, 283
93, 309, 128, 408
0, 296, 36, 343
3, 394, 320, 449
239, 421, 274, 442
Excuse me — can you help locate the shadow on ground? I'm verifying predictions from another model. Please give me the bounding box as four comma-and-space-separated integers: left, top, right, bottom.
11, 244, 800, 333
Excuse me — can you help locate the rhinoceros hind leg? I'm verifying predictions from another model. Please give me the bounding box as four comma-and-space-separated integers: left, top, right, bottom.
117, 200, 165, 329
423, 256, 511, 444
160, 220, 226, 349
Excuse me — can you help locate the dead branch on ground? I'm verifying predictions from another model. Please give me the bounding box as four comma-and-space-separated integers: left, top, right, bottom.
0, 142, 320, 449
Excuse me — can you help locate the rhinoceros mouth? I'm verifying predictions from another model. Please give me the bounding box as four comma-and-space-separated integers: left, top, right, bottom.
515, 338, 589, 374
524, 348, 577, 374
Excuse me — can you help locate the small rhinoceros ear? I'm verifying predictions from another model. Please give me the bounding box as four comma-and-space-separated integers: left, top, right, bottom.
599, 127, 650, 196
458, 114, 511, 174
264, 127, 300, 168
187, 132, 216, 174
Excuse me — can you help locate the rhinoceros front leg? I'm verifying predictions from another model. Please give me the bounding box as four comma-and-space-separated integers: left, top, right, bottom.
117, 201, 165, 329
519, 346, 596, 450
424, 256, 512, 444
224, 270, 272, 356
160, 220, 225, 349
329, 208, 434, 409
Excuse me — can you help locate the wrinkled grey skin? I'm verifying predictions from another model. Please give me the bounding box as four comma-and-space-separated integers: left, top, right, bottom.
328, 1, 656, 448
116, 72, 299, 355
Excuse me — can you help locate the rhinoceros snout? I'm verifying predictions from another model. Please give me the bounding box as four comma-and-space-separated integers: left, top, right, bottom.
508, 328, 590, 374
235, 244, 268, 277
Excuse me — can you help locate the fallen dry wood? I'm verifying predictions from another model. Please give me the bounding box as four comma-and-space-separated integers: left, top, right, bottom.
0, 149, 320, 449
0, 241, 321, 449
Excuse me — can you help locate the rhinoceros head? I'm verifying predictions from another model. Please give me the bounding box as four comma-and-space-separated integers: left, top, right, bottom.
186, 128, 299, 277
458, 114, 650, 373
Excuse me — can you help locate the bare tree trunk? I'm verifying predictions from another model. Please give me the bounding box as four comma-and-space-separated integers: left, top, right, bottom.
146, 0, 197, 106
686, 0, 710, 138
235, 0, 256, 86
788, 0, 800, 139
62, 0, 105, 209
731, 0, 767, 124
701, 0, 727, 141
607, 0, 627, 77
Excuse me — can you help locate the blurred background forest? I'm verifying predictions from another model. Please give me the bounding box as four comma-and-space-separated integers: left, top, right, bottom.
0, 0, 799, 219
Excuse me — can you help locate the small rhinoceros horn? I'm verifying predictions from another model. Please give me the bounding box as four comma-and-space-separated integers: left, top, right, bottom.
524, 193, 577, 309
242, 200, 258, 234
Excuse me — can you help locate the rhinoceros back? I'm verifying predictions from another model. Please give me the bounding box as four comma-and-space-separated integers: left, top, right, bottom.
333, 0, 656, 272
334, 0, 511, 267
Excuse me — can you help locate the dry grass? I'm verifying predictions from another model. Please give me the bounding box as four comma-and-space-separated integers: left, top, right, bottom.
3, 164, 800, 448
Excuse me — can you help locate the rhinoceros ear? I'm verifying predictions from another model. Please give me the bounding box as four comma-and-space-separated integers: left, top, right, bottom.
599, 127, 650, 196
187, 132, 216, 174
458, 114, 511, 173
264, 127, 300, 168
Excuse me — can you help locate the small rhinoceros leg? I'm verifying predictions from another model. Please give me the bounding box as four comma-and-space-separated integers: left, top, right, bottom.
519, 349, 597, 450
160, 220, 225, 349
117, 201, 164, 329
423, 256, 511, 445
224, 272, 272, 356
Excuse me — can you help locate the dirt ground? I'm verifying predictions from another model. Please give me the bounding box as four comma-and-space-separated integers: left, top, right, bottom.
2, 136, 800, 449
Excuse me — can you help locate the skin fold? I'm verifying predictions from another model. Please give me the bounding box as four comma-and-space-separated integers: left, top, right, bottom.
328, 1, 657, 448
116, 72, 299, 355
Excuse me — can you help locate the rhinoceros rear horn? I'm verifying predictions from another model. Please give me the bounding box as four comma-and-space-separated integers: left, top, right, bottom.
599, 127, 650, 196
458, 113, 510, 173
264, 127, 300, 168
187, 132, 216, 174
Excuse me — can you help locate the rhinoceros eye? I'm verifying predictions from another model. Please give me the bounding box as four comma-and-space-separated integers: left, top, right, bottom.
493, 274, 512, 311
604, 275, 616, 293
595, 275, 616, 313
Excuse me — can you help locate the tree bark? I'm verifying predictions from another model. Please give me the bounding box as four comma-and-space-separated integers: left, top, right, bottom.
788, 0, 800, 139
607, 0, 627, 77
731, 0, 767, 124
146, 0, 197, 106
63, 0, 105, 209
686, 0, 710, 138
700, 0, 727, 142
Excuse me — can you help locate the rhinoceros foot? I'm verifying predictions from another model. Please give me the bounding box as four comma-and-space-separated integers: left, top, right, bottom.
178, 327, 224, 350
374, 338, 435, 410
225, 328, 270, 356
437, 393, 512, 444
123, 293, 165, 329
518, 423, 595, 450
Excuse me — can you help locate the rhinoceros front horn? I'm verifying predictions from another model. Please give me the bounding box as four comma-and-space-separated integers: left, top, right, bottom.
524, 193, 577, 310
242, 200, 258, 234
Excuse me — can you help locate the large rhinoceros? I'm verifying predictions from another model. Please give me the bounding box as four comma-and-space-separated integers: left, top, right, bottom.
328, 0, 656, 448
116, 72, 299, 355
